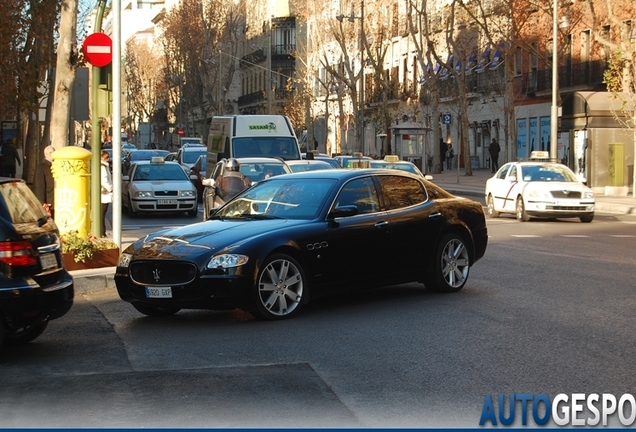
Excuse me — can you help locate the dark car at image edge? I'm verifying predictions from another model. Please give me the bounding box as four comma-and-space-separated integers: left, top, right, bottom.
0, 179, 74, 346
115, 169, 487, 320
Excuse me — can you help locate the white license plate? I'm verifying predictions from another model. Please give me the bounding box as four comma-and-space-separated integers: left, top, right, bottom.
555, 199, 578, 206
40, 252, 58, 270
158, 199, 178, 205
145, 287, 173, 298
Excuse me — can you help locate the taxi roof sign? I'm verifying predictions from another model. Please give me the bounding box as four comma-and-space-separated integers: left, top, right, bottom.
530, 151, 550, 160
384, 155, 399, 162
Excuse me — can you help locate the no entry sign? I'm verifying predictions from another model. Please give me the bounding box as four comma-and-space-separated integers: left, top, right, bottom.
82, 32, 112, 67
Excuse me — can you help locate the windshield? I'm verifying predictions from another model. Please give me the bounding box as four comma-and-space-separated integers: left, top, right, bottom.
133, 163, 189, 181
216, 178, 336, 220
183, 150, 206, 164
239, 163, 289, 183
231, 137, 300, 160
521, 164, 579, 182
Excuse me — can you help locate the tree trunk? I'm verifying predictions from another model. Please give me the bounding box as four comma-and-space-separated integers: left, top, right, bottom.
50, 0, 78, 149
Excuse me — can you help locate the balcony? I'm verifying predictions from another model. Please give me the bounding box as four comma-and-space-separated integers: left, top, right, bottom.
520, 60, 607, 95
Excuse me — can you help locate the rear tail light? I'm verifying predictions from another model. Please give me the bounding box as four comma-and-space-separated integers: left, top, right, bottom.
0, 241, 38, 266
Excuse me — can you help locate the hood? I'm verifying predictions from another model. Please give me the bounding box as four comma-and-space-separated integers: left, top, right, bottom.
128, 218, 305, 258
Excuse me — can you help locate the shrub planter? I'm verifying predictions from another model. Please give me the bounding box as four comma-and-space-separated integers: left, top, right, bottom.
62, 248, 120, 271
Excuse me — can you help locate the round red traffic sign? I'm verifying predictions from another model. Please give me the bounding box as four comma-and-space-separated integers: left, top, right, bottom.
177, 128, 185, 137
82, 32, 112, 67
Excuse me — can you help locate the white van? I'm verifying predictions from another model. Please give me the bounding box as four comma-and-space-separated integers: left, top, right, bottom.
206, 115, 301, 173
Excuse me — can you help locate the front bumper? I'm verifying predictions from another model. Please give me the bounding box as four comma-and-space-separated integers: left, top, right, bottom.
525, 200, 595, 218
115, 268, 254, 311
131, 197, 197, 213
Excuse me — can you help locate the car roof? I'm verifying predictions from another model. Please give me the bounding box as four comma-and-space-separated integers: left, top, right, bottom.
286, 159, 332, 165
222, 157, 287, 164
270, 167, 420, 181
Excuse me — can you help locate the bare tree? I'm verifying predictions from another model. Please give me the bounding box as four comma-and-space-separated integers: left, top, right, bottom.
50, 0, 78, 150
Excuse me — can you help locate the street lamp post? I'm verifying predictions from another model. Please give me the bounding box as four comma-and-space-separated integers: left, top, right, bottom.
550, 0, 558, 162
337, 0, 365, 154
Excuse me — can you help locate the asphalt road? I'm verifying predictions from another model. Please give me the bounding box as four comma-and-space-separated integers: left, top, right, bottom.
1, 208, 635, 428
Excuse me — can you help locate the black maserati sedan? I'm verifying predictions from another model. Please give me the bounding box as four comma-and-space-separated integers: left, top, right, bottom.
115, 169, 488, 320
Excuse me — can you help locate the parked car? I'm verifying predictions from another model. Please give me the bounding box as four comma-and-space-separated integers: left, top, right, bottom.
122, 157, 198, 217
201, 157, 292, 219
484, 156, 595, 222
122, 149, 170, 175
115, 169, 488, 320
0, 179, 74, 346
286, 159, 336, 172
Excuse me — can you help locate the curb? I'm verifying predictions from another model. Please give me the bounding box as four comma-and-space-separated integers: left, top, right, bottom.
70, 267, 116, 293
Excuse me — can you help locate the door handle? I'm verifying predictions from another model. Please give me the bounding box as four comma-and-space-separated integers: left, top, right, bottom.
428, 212, 442, 219
374, 221, 389, 228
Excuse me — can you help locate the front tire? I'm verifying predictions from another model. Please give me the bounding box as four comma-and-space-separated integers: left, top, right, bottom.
516, 197, 530, 222
132, 302, 181, 317
253, 254, 306, 320
3, 319, 49, 345
424, 233, 470, 293
487, 195, 500, 218
580, 214, 594, 223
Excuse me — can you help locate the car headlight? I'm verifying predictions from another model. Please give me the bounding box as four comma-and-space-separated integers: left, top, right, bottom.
118, 253, 133, 268
134, 191, 153, 198
207, 254, 249, 269
582, 190, 594, 199
179, 190, 196, 197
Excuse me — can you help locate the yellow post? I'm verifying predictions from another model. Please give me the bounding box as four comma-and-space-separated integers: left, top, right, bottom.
51, 146, 92, 237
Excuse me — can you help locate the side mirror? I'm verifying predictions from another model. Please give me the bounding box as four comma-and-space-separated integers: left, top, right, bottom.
190, 174, 198, 181
424, 174, 433, 181
328, 205, 358, 219
201, 178, 214, 187
122, 175, 130, 182
505, 175, 516, 182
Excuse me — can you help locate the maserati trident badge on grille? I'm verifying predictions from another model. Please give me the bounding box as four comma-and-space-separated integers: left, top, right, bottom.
153, 267, 161, 282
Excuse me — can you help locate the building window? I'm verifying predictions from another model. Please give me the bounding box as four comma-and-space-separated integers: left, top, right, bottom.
601, 25, 611, 61
514, 47, 522, 77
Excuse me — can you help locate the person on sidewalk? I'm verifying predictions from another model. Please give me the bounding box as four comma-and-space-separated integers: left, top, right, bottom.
100, 150, 113, 237
445, 143, 455, 170
439, 138, 447, 172
34, 145, 55, 217
1, 139, 21, 178
488, 138, 501, 173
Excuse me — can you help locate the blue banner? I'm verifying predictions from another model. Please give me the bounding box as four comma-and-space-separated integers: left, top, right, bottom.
516, 118, 527, 159
540, 116, 551, 152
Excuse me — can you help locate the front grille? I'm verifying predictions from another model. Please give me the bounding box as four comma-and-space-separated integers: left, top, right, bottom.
157, 204, 179, 210
130, 261, 198, 286
155, 191, 178, 197
551, 190, 581, 199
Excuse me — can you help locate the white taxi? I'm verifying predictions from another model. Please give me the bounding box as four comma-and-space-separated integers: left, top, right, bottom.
484, 152, 595, 222
122, 157, 198, 217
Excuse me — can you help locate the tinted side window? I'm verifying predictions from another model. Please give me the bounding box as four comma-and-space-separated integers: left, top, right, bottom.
335, 177, 379, 214
496, 165, 511, 179
377, 175, 426, 210
0, 182, 47, 223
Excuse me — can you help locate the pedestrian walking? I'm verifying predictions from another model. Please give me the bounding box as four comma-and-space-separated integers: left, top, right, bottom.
34, 145, 55, 217
1, 139, 21, 178
445, 143, 455, 170
439, 138, 447, 172
100, 150, 113, 237
488, 138, 501, 173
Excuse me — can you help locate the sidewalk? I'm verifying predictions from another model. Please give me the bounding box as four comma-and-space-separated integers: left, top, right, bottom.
70, 169, 636, 292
